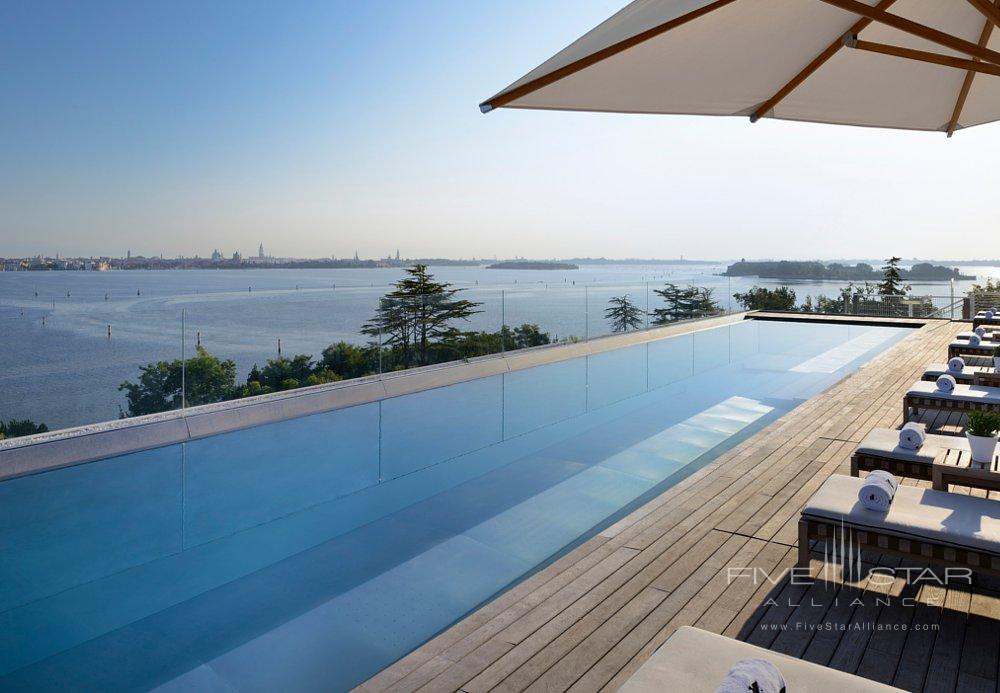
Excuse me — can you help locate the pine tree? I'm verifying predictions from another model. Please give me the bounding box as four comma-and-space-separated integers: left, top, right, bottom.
605, 295, 644, 332
651, 283, 721, 323
362, 264, 481, 367
878, 256, 908, 296
689, 286, 721, 318
650, 283, 685, 324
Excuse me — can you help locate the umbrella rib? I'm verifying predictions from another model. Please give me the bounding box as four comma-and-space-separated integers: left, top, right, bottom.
967, 0, 1000, 29
948, 2, 999, 136
749, 0, 897, 122
479, 0, 738, 112
847, 38, 1000, 77
817, 0, 1000, 65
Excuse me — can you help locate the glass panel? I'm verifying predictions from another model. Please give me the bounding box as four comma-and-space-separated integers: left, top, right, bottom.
587, 283, 647, 341
0, 446, 183, 613
184, 403, 381, 547
647, 332, 694, 389
502, 285, 585, 350
729, 320, 761, 362
0, 279, 186, 431
503, 359, 587, 438
692, 325, 731, 372
380, 375, 503, 480
587, 344, 647, 410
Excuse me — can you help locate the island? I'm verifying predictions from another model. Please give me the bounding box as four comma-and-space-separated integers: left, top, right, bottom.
486, 261, 579, 270
722, 260, 973, 281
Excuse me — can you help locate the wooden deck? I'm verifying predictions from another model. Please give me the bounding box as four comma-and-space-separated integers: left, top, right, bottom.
361, 319, 1000, 693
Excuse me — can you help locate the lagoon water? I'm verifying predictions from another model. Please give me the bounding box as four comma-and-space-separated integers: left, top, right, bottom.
0, 263, 991, 430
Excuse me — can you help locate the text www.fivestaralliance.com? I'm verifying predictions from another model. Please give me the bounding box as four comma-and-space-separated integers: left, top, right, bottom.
758, 622, 939, 632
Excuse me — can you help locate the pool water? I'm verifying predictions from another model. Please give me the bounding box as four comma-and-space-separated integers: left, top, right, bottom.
0, 319, 912, 691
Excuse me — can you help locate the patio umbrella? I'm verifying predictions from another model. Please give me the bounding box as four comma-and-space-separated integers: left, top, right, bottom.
480, 0, 1000, 135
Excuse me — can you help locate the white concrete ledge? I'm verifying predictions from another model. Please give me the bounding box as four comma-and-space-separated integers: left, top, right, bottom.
0, 313, 748, 481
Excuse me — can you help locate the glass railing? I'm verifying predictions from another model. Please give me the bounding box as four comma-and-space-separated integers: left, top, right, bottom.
0, 279, 965, 440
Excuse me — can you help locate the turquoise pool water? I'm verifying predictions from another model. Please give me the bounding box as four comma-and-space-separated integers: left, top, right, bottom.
0, 319, 912, 691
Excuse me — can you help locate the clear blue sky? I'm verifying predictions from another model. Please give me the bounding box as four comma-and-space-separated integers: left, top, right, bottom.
2, 0, 998, 261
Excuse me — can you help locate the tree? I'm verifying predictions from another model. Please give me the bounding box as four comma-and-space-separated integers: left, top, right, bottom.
243, 354, 341, 393
605, 295, 644, 332
651, 284, 721, 324
321, 341, 377, 380
878, 256, 909, 296
689, 287, 722, 318
362, 264, 481, 368
433, 323, 553, 361
733, 286, 797, 312
507, 323, 552, 349
119, 346, 237, 417
650, 283, 685, 324
0, 419, 49, 439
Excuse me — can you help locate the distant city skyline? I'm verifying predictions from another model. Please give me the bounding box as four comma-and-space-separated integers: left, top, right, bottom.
6, 248, 1000, 268
2, 1, 1000, 261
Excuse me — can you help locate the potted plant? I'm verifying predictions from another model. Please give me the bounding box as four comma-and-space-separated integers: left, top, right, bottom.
966, 411, 1000, 465
994, 345, 1000, 373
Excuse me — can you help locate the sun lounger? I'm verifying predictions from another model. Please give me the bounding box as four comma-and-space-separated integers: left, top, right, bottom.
957, 331, 998, 341
799, 474, 1000, 576
619, 625, 903, 692
973, 316, 1000, 329
922, 363, 977, 384
851, 427, 969, 480
948, 339, 999, 359
904, 379, 1000, 421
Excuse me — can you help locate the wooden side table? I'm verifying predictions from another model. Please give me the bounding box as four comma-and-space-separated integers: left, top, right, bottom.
932, 446, 1000, 493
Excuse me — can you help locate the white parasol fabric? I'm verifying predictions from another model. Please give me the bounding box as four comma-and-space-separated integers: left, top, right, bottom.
481, 0, 1000, 135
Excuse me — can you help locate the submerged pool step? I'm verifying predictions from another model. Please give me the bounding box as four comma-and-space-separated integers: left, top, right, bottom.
790, 329, 898, 374
597, 396, 774, 482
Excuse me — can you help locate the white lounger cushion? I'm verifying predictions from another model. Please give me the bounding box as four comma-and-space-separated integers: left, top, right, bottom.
856, 427, 969, 466
907, 380, 1000, 405
957, 332, 997, 341
802, 475, 1000, 556
950, 339, 999, 350
618, 626, 902, 692
923, 364, 974, 383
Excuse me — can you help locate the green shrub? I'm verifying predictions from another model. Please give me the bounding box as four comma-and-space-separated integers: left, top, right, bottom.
0, 419, 49, 440
967, 411, 1000, 437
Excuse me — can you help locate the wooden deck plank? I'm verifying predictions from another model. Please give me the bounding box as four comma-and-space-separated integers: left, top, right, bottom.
361, 318, 1000, 693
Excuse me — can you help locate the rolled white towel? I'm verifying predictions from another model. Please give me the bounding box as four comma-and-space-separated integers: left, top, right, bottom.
970, 334, 982, 346
936, 373, 957, 393
976, 326, 987, 338
715, 659, 785, 693
899, 422, 926, 450
859, 471, 898, 512
948, 356, 966, 373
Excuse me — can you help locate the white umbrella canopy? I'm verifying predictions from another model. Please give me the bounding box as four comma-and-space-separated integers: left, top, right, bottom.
481, 0, 1000, 135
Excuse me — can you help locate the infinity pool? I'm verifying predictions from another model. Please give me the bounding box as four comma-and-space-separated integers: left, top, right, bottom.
0, 319, 912, 691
